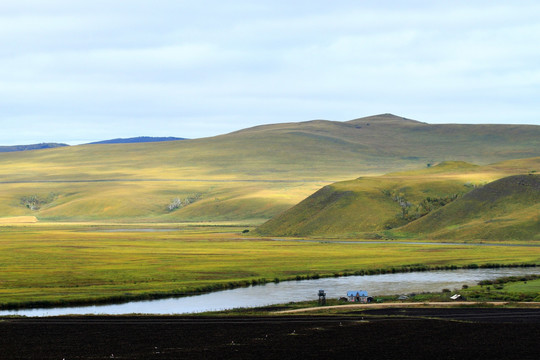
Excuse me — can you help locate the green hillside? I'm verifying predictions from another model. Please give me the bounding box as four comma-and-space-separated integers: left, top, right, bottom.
399, 174, 540, 240
0, 114, 539, 223
256, 158, 540, 240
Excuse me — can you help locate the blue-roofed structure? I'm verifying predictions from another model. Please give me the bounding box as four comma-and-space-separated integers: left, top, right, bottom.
347, 290, 370, 303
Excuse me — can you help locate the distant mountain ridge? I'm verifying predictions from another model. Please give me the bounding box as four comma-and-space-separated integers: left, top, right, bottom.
0, 137, 186, 153
0, 143, 68, 153
87, 136, 186, 145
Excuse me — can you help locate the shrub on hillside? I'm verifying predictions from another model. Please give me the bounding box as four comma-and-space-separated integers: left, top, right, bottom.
20, 193, 57, 211
167, 193, 202, 211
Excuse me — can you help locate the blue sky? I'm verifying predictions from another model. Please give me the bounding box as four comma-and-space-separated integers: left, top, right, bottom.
1, 0, 539, 145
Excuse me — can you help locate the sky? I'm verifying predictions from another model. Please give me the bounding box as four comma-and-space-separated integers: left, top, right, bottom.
1, 0, 539, 145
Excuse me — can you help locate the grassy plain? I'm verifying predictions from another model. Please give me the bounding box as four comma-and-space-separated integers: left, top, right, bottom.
0, 224, 538, 309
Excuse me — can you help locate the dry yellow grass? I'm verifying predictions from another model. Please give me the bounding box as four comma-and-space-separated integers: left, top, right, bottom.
0, 216, 38, 224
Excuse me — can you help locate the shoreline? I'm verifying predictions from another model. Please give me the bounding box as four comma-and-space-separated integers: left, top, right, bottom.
1, 266, 538, 313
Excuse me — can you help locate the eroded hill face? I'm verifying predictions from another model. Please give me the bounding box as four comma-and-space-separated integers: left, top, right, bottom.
0, 114, 538, 223
256, 159, 540, 240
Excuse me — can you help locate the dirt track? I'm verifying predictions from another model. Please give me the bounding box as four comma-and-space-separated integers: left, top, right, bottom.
276, 301, 531, 313
1, 308, 539, 359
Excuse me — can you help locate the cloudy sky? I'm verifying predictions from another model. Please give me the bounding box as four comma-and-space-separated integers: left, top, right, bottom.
1, 1, 539, 145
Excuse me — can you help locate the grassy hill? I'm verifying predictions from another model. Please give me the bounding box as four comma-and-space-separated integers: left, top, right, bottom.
0, 114, 539, 223
398, 174, 540, 240
256, 158, 540, 240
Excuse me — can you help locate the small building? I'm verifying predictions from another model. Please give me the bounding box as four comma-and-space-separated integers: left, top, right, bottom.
347, 290, 370, 303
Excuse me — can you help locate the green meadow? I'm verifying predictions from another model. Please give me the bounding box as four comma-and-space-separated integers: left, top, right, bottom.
0, 224, 538, 309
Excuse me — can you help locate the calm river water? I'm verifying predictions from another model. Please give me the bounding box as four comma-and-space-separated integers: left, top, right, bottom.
1, 267, 538, 317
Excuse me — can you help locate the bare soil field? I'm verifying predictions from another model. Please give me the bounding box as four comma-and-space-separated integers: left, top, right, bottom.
1, 308, 539, 359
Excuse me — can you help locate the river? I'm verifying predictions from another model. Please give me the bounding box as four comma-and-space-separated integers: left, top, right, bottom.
1, 267, 538, 317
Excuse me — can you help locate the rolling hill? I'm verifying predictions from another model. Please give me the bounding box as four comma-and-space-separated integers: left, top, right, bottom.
0, 114, 539, 223
256, 158, 540, 240
399, 174, 540, 240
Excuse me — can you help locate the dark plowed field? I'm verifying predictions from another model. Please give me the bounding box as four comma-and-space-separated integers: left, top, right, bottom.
1, 308, 539, 359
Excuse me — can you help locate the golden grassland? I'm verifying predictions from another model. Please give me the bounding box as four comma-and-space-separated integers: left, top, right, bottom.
0, 114, 538, 223
3, 114, 538, 182
0, 216, 37, 224
0, 224, 538, 308
0, 179, 327, 223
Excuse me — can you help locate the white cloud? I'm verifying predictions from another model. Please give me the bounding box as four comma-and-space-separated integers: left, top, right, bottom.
0, 1, 539, 145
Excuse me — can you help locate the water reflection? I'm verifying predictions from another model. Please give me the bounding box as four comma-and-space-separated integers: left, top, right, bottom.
2, 267, 538, 317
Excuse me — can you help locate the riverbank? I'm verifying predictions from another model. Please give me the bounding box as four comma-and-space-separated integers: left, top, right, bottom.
3, 268, 540, 316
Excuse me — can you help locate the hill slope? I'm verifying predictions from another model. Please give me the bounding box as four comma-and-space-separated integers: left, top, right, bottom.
0, 114, 539, 222
399, 174, 540, 240
256, 159, 540, 240
2, 114, 539, 182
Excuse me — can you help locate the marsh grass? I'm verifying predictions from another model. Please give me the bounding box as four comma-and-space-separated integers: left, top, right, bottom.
0, 225, 538, 309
